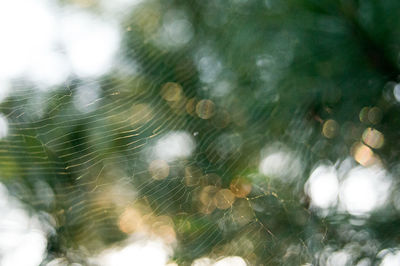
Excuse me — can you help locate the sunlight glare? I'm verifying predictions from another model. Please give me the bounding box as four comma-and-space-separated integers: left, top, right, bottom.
61, 11, 120, 77
339, 166, 391, 215
0, 183, 47, 266
259, 144, 302, 182
0, 0, 56, 80
379, 249, 400, 266
151, 131, 195, 162
305, 165, 339, 209
95, 238, 172, 266
214, 256, 247, 266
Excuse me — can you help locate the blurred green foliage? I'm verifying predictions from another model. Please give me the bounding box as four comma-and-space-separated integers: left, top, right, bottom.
1, 0, 400, 265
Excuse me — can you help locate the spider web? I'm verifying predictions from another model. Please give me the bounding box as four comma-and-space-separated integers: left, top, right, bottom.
0, 0, 399, 265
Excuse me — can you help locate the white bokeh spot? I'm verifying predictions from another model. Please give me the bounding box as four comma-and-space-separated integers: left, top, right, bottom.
305, 165, 339, 209
61, 11, 120, 77
150, 131, 195, 162
94, 238, 172, 266
339, 166, 391, 215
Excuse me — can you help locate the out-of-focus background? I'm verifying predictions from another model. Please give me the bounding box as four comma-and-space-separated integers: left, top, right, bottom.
0, 0, 400, 265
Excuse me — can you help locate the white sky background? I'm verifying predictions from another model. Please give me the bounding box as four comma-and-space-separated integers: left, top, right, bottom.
92, 237, 173, 266
0, 184, 48, 266
0, 0, 128, 97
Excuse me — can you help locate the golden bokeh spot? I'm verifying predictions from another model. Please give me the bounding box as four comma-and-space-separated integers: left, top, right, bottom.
362, 127, 384, 149
152, 215, 174, 226
156, 224, 176, 244
214, 189, 236, 210
196, 99, 215, 119
90, 180, 137, 211
118, 207, 144, 234
141, 213, 154, 226
368, 107, 383, 124
322, 119, 339, 138
149, 160, 170, 180
351, 142, 379, 166
198, 185, 218, 214
185, 98, 197, 116
119, 208, 177, 244
151, 215, 176, 244
184, 166, 202, 187
130, 103, 154, 126
199, 185, 219, 206
230, 177, 252, 198
199, 201, 216, 214
161, 82, 183, 102
359, 107, 370, 123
